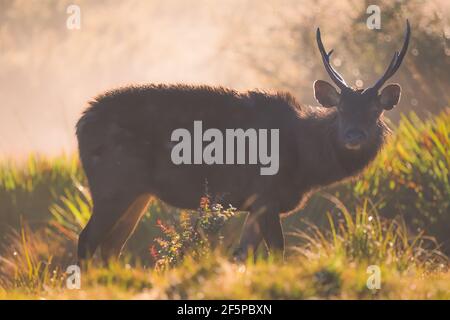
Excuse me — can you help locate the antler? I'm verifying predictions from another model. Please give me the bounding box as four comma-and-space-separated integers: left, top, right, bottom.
366, 20, 411, 93
316, 28, 350, 92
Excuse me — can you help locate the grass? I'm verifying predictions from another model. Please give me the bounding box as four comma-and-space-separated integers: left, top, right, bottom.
0, 110, 449, 299
0, 202, 448, 299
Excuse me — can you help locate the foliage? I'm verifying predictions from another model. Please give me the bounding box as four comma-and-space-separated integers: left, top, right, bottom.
291, 197, 447, 273
0, 201, 447, 299
151, 196, 238, 268
0, 154, 83, 232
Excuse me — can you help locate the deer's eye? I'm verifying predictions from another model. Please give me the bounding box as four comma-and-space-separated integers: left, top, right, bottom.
368, 107, 381, 118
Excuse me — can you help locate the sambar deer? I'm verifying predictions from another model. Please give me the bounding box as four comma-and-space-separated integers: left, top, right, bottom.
76, 21, 411, 262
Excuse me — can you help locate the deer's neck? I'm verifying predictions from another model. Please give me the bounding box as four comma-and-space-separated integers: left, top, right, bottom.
297, 109, 387, 189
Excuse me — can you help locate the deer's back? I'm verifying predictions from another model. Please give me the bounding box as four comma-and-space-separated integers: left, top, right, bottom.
77, 84, 303, 211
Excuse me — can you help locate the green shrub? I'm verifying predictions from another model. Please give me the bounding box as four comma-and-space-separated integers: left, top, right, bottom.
151, 196, 238, 268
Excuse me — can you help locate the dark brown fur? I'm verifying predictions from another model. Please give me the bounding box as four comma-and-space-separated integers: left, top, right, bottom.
76, 84, 388, 261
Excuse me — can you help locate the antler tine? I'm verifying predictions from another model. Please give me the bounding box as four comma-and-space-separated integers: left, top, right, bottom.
369, 20, 411, 92
326, 50, 346, 82
316, 28, 350, 91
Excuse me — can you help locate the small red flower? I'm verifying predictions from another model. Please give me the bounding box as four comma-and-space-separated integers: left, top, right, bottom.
199, 196, 210, 210
149, 245, 159, 260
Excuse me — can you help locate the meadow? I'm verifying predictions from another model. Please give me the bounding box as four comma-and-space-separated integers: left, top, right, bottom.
0, 0, 449, 299
0, 110, 448, 299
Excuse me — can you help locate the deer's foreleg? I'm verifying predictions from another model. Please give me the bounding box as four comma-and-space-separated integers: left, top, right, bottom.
235, 202, 284, 261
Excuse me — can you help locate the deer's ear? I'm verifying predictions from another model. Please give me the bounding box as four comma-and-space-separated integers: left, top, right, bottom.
379, 84, 401, 110
314, 80, 340, 107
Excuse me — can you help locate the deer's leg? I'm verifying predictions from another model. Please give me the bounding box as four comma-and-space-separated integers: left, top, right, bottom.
99, 194, 152, 262
235, 202, 282, 261
77, 189, 141, 264
77, 140, 151, 264
234, 211, 264, 261
260, 212, 285, 259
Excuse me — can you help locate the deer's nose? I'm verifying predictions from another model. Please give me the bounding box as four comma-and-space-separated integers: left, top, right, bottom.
344, 129, 367, 149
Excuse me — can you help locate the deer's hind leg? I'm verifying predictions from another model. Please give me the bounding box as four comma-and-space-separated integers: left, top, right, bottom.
77, 180, 152, 264
77, 140, 152, 264
77, 193, 133, 262
99, 194, 152, 262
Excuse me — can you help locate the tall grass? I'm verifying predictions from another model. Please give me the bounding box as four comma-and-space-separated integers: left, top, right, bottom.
0, 154, 83, 233
0, 199, 446, 299
291, 197, 446, 273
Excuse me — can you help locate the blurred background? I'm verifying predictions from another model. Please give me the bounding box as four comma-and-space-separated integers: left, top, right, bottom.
0, 0, 449, 157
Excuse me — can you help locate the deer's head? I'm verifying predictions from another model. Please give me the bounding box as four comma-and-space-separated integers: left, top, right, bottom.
314, 20, 410, 150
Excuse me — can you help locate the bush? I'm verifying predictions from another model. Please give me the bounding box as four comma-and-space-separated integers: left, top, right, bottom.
151, 196, 238, 268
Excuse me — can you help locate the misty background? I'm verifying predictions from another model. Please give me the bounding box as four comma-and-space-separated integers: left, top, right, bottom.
0, 0, 449, 157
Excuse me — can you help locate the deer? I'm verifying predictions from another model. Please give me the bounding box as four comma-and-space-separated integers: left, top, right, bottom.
76, 20, 410, 263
